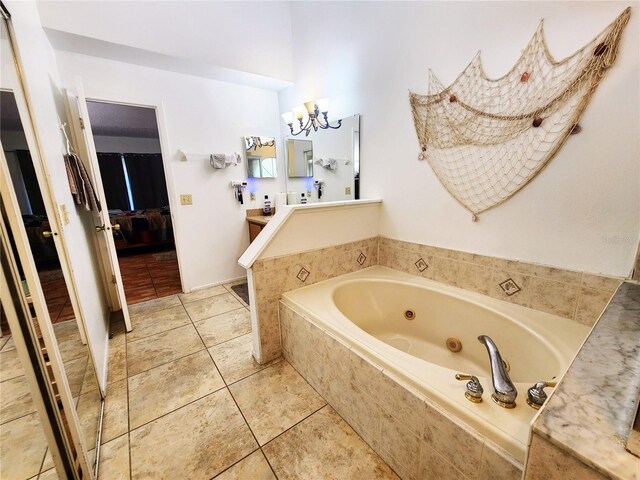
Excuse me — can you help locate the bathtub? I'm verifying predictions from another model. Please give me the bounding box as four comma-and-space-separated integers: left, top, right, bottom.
281, 265, 589, 462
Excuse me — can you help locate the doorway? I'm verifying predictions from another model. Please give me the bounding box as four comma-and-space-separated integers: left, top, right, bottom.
84, 101, 181, 304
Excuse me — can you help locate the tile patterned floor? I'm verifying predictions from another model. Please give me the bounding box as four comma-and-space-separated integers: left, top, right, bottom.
0, 317, 92, 480
119, 250, 182, 304
1, 269, 74, 336
97, 283, 398, 480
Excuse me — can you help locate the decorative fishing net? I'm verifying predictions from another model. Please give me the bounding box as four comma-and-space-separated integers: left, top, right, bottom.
410, 8, 631, 219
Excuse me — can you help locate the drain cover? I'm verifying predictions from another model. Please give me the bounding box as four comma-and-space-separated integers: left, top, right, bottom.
446, 337, 462, 352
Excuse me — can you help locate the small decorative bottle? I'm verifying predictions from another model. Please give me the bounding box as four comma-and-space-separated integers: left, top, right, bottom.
300, 193, 307, 204
263, 195, 272, 216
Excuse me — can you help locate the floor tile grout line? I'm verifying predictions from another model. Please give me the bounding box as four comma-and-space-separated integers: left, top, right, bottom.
225, 383, 263, 454
204, 448, 262, 480
127, 345, 208, 379
180, 288, 242, 306
36, 443, 48, 477
191, 306, 250, 325
258, 446, 281, 480
223, 357, 284, 389
259, 401, 329, 449
0, 409, 40, 427
183, 300, 231, 392
124, 317, 192, 345
126, 383, 228, 434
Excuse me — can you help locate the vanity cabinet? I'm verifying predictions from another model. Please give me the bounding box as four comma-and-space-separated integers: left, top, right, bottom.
248, 221, 264, 243
246, 208, 274, 243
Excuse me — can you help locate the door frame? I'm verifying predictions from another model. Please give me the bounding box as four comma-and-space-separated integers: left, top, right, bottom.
72, 93, 187, 296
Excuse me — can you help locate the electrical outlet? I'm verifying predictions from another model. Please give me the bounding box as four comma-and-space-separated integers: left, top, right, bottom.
345, 186, 352, 195
180, 194, 193, 205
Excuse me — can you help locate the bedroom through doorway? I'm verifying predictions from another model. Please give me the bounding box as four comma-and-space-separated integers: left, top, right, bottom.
85, 101, 181, 305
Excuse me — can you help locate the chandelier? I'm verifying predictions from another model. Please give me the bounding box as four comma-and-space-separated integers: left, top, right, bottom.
245, 136, 275, 151
281, 98, 342, 136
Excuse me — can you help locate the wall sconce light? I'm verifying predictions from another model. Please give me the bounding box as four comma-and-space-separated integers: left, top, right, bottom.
281, 98, 342, 136
245, 136, 275, 151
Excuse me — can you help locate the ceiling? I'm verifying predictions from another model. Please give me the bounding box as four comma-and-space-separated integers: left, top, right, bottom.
37, 1, 294, 91
86, 101, 159, 138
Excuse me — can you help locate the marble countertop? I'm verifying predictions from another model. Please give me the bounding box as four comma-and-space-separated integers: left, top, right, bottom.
246, 215, 274, 226
533, 281, 640, 479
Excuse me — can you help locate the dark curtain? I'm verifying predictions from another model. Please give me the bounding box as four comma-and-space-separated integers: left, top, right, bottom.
123, 153, 168, 209
15, 150, 46, 216
97, 153, 130, 210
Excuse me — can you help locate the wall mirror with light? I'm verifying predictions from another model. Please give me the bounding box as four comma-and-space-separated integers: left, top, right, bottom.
284, 114, 360, 202
244, 136, 277, 179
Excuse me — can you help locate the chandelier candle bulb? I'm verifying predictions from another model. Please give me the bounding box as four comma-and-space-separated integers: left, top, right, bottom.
281, 111, 294, 125
304, 101, 317, 115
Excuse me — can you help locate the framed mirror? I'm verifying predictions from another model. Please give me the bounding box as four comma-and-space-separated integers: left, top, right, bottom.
1, 9, 101, 478
244, 136, 277, 178
284, 114, 360, 202
286, 138, 314, 178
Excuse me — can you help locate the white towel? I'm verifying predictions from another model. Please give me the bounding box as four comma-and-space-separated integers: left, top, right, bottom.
314, 157, 338, 170
210, 153, 241, 169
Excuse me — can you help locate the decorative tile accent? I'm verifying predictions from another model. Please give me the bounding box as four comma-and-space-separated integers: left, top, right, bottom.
499, 278, 521, 296
296, 267, 310, 283
357, 252, 367, 265
415, 258, 428, 272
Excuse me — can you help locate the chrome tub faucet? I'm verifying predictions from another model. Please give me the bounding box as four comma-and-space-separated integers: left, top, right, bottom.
478, 335, 518, 408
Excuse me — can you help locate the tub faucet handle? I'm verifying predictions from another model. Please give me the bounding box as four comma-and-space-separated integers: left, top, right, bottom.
455, 373, 483, 403
526, 381, 557, 410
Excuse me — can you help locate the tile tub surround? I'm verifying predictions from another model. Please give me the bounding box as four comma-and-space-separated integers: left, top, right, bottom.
378, 236, 622, 327
251, 236, 379, 362
279, 301, 524, 480
526, 282, 640, 480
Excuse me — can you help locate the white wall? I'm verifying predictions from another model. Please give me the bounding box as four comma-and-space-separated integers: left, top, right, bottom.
5, 1, 111, 387
279, 1, 640, 277
93, 134, 161, 154
55, 50, 285, 290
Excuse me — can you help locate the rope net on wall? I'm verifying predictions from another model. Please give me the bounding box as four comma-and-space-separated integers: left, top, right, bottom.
410, 8, 631, 218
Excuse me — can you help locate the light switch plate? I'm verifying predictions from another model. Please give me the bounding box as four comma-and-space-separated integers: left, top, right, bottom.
345, 186, 352, 195
59, 204, 70, 225
180, 194, 193, 205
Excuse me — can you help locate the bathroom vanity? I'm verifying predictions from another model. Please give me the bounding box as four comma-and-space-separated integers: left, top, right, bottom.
246, 208, 274, 243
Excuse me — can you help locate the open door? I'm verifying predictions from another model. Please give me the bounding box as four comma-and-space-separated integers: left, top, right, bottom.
64, 78, 132, 332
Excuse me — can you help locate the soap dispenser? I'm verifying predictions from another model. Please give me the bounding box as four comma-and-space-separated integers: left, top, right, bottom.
263, 195, 272, 216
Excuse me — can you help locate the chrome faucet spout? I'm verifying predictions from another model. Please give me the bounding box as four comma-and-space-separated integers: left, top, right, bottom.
477, 335, 517, 408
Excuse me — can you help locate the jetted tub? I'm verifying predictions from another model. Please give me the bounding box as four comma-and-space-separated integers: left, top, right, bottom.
281, 265, 589, 461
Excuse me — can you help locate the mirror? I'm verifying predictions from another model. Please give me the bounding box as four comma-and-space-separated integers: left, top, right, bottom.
0, 13, 101, 478
286, 138, 314, 178
284, 114, 360, 202
245, 136, 277, 178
